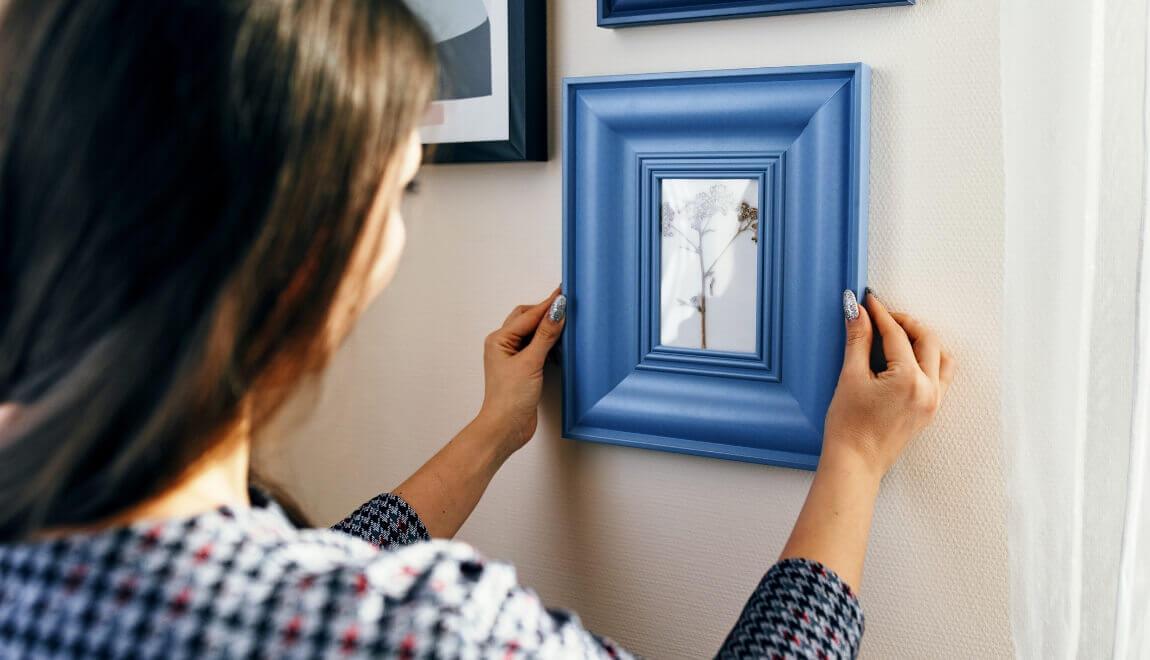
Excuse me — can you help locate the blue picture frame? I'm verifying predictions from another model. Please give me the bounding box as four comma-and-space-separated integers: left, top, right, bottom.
599, 0, 913, 28
561, 64, 870, 469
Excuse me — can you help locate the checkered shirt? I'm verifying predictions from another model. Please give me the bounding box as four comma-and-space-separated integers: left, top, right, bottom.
0, 492, 862, 658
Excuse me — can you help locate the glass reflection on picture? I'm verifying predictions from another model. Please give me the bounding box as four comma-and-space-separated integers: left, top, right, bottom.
659, 178, 760, 353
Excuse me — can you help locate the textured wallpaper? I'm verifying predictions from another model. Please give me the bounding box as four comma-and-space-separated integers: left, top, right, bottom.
258, 0, 1012, 657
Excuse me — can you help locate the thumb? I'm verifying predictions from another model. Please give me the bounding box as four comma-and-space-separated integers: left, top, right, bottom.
523, 293, 567, 364
841, 289, 872, 376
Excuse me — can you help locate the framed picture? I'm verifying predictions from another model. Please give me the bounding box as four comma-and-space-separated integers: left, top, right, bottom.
561, 64, 870, 469
599, 0, 914, 28
411, 0, 546, 162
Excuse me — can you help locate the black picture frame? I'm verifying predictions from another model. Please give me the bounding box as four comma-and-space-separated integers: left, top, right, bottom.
426, 0, 547, 163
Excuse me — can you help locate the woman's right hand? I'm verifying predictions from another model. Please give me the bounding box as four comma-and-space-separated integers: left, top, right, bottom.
778, 290, 954, 592
822, 290, 956, 479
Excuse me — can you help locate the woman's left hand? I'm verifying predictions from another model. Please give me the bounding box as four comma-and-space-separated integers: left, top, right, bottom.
393, 289, 567, 537
477, 287, 567, 456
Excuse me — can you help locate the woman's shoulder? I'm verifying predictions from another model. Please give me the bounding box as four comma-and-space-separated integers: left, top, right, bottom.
260, 530, 556, 657
0, 506, 623, 658
202, 504, 510, 611
0, 505, 509, 658
279, 528, 523, 615
280, 525, 504, 593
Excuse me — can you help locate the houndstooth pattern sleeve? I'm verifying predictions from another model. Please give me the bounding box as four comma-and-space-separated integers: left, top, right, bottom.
716, 558, 864, 659
331, 492, 430, 549
367, 540, 633, 659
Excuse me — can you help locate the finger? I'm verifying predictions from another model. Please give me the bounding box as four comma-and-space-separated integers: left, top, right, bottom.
522, 293, 567, 364
502, 304, 534, 326
939, 350, 956, 399
841, 289, 873, 377
501, 287, 560, 327
864, 291, 917, 369
499, 295, 553, 343
890, 312, 941, 382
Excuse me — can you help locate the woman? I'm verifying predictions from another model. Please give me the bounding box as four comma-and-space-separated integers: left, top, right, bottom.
0, 1, 953, 658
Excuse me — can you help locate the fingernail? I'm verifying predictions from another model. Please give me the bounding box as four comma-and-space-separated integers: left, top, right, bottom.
842, 289, 859, 321
548, 294, 567, 322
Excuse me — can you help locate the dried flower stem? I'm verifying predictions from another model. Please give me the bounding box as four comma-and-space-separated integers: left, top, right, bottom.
662, 185, 759, 350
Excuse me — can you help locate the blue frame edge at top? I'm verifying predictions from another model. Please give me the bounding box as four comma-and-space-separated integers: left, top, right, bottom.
599, 0, 914, 28
561, 63, 870, 470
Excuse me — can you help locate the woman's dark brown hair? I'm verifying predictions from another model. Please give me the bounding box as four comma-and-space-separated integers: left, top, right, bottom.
0, 0, 435, 540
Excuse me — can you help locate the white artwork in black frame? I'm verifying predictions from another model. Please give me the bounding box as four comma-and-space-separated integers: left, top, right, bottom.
408, 0, 546, 163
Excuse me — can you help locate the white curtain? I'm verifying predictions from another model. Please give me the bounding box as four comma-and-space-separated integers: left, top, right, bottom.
1000, 0, 1150, 657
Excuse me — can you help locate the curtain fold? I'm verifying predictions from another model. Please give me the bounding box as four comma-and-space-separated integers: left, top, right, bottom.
1000, 0, 1149, 657
1112, 25, 1150, 654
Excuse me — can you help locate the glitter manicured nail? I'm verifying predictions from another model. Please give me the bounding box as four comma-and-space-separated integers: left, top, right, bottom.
842, 289, 859, 321
548, 294, 567, 322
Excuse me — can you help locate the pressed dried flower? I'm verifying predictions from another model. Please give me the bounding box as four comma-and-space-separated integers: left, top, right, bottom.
738, 201, 760, 243
661, 182, 759, 349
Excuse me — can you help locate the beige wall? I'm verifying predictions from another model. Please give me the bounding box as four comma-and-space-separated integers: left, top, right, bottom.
258, 0, 1012, 657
